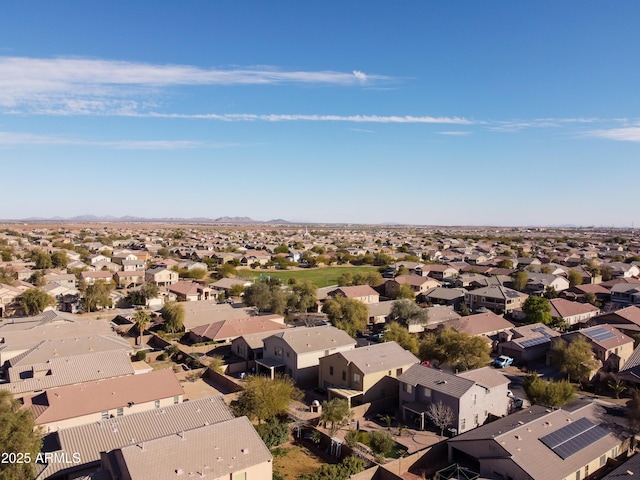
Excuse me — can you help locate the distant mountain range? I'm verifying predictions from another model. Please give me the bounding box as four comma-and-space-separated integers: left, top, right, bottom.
13, 215, 292, 224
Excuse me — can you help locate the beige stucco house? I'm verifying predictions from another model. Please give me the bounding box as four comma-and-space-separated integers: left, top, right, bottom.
318, 341, 419, 407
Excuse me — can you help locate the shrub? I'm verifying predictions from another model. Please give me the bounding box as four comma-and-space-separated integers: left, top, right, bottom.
255, 418, 289, 448
134, 350, 146, 361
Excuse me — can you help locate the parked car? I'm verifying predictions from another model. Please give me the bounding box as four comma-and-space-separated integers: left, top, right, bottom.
492, 355, 514, 368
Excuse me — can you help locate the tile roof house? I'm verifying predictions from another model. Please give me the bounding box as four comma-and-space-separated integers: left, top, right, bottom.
385, 275, 441, 297
549, 298, 600, 326
22, 368, 184, 432
589, 306, 640, 335
328, 285, 380, 304
447, 402, 628, 480
168, 280, 214, 302
318, 341, 420, 407
257, 325, 356, 387
397, 364, 510, 433
611, 283, 640, 307
419, 287, 467, 309
553, 325, 634, 373
36, 396, 236, 480
144, 267, 178, 287
179, 301, 257, 332
0, 350, 135, 398
464, 285, 528, 314
0, 318, 113, 364
366, 300, 394, 326
188, 314, 287, 343
497, 323, 561, 363
433, 311, 514, 338
99, 417, 272, 480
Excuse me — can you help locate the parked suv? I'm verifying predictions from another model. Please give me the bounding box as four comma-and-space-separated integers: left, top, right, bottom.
492, 355, 514, 368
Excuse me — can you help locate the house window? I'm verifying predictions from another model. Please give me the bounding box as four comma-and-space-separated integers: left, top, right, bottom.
403, 383, 413, 394
116, 407, 123, 417
612, 446, 618, 457
101, 411, 109, 420
342, 371, 347, 381
600, 455, 606, 467
423, 387, 432, 400
474, 414, 479, 425
174, 396, 179, 405
396, 368, 402, 376
234, 473, 247, 480
329, 366, 334, 376
473, 394, 477, 405
461, 419, 466, 430
584, 465, 589, 477
155, 400, 160, 409
353, 373, 361, 384
275, 347, 283, 359
575, 471, 581, 480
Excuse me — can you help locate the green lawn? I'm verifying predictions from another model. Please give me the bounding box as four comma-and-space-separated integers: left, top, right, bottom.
351, 430, 408, 459
238, 266, 380, 288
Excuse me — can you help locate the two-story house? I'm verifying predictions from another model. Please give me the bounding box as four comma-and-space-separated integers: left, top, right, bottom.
318, 341, 419, 407
257, 325, 356, 387
397, 364, 510, 434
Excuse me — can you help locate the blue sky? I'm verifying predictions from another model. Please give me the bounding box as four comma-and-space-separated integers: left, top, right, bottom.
1, 1, 639, 226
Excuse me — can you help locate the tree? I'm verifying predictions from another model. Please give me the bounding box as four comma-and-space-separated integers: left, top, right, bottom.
543, 286, 558, 299
255, 418, 289, 448
522, 296, 552, 325
368, 430, 394, 458
322, 296, 368, 337
512, 271, 528, 292
419, 327, 491, 371
161, 302, 185, 333
51, 251, 69, 268
523, 372, 576, 407
243, 281, 272, 312
392, 283, 416, 300
217, 263, 237, 278
320, 398, 352, 435
383, 322, 418, 354
498, 259, 513, 269
426, 401, 454, 437
552, 337, 599, 383
231, 375, 303, 424
82, 280, 113, 312
133, 310, 151, 346
389, 299, 429, 328
0, 390, 43, 480
274, 244, 289, 254
127, 283, 160, 306
540, 264, 553, 274
568, 270, 583, 288
300, 456, 366, 480
287, 280, 317, 313
31, 250, 52, 270
609, 378, 627, 399
584, 292, 601, 308
20, 288, 55, 315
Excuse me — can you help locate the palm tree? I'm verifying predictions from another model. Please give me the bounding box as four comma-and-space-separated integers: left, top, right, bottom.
133, 310, 151, 347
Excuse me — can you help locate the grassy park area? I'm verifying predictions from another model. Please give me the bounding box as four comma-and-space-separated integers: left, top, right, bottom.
239, 266, 380, 288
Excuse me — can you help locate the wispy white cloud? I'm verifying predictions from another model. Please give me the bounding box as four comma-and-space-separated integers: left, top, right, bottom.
0, 131, 230, 149
348, 128, 375, 133
141, 112, 473, 124
0, 56, 391, 114
436, 131, 472, 136
588, 126, 640, 143
490, 117, 602, 131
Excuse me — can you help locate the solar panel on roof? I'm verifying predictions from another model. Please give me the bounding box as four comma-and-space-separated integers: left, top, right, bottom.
585, 327, 617, 342
531, 326, 552, 338
520, 337, 550, 348
540, 417, 610, 459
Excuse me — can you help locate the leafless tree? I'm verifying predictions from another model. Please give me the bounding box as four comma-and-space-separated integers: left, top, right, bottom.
426, 401, 454, 437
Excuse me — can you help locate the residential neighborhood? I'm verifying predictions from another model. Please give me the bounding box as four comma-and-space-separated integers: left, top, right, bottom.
2, 223, 640, 479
